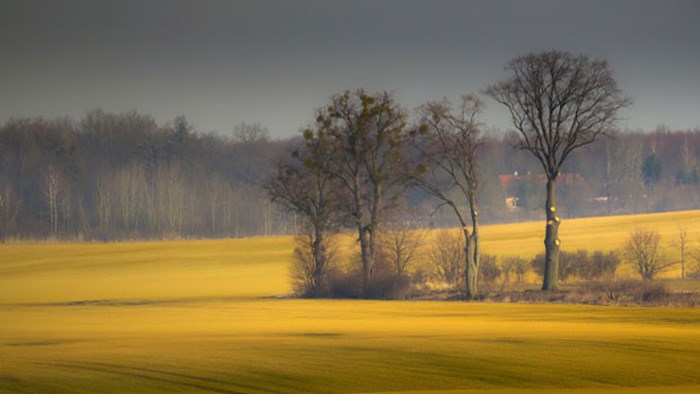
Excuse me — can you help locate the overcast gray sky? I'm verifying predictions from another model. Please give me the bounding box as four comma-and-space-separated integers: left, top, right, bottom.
1, 0, 699, 137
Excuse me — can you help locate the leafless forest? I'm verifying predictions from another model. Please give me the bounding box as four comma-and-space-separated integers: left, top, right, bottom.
1, 110, 698, 241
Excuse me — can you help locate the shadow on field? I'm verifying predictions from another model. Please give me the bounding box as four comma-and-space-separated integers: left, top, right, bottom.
4, 339, 75, 347
35, 361, 246, 394
35, 299, 162, 307
15, 295, 275, 308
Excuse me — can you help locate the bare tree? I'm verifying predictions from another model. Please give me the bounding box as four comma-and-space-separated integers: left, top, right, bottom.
316, 90, 407, 296
42, 163, 65, 237
407, 95, 484, 298
58, 180, 73, 235
114, 164, 147, 233
690, 240, 700, 279
624, 228, 673, 280
289, 232, 337, 297
378, 220, 424, 277
231, 122, 274, 186
671, 226, 690, 279
233, 122, 269, 144
485, 50, 632, 290
501, 256, 530, 287
603, 135, 644, 214
160, 163, 186, 235
205, 175, 228, 235
267, 130, 340, 297
0, 179, 21, 241
478, 254, 500, 291
582, 250, 620, 280
429, 230, 464, 286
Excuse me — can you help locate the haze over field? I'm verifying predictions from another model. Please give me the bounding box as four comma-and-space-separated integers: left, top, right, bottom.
1, 0, 699, 137
3, 1, 700, 243
3, 1, 700, 392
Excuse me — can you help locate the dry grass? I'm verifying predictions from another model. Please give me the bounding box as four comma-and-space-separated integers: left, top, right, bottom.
2, 300, 699, 393
0, 237, 292, 304
1, 210, 700, 393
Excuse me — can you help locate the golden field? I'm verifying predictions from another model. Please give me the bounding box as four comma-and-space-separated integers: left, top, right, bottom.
1, 210, 700, 393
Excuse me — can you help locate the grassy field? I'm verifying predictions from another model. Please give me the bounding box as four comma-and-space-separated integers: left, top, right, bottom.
1, 210, 700, 393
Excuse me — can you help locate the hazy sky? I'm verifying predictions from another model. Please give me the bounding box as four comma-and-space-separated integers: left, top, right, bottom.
1, 0, 699, 137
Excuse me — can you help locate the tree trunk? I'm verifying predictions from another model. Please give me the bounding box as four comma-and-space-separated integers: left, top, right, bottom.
359, 225, 371, 295
464, 199, 480, 299
464, 232, 478, 299
311, 226, 326, 297
681, 257, 685, 280
542, 177, 560, 291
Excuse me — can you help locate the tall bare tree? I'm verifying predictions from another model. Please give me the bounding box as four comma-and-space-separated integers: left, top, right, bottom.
267, 130, 340, 297
315, 90, 407, 296
0, 180, 20, 241
42, 164, 64, 236
603, 135, 644, 214
485, 50, 632, 290
205, 175, 228, 235
407, 95, 484, 298
114, 164, 146, 233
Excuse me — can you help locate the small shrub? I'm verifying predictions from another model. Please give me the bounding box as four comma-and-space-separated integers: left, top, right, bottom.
531, 249, 620, 282
478, 254, 500, 291
624, 228, 674, 280
366, 271, 412, 300
531, 250, 588, 282
501, 256, 529, 286
581, 250, 620, 280
327, 268, 362, 298
638, 281, 668, 303
362, 248, 414, 299
410, 266, 430, 285
428, 230, 464, 287
289, 234, 335, 298
577, 280, 669, 305
326, 254, 413, 300
562, 250, 588, 281
688, 261, 700, 280
377, 224, 423, 277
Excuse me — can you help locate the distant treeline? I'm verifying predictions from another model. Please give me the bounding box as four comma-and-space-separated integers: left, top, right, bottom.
0, 110, 698, 241
0, 111, 291, 240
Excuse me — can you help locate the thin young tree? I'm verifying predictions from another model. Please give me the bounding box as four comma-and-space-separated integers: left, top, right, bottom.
42, 163, 65, 237
671, 226, 689, 280
378, 219, 424, 277
485, 50, 632, 290
407, 95, 484, 298
315, 90, 407, 296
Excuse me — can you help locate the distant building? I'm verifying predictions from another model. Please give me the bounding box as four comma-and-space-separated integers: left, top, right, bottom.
498, 172, 585, 211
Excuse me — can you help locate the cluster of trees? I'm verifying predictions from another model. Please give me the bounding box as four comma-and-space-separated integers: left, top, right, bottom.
494, 227, 700, 287
286, 223, 700, 301
531, 250, 621, 282
2, 50, 699, 298
0, 111, 291, 240
2, 112, 698, 243
624, 227, 700, 281
271, 50, 635, 298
